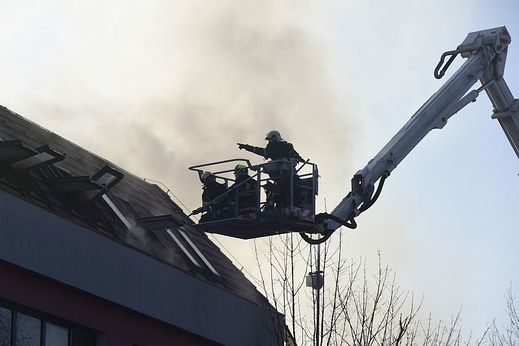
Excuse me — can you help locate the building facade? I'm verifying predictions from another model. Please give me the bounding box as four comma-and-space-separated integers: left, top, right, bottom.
0, 106, 284, 346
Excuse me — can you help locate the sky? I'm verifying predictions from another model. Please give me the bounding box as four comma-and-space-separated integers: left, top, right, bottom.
0, 0, 518, 337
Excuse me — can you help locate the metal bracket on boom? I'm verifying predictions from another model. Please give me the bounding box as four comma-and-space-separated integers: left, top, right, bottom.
434, 46, 482, 79
439, 79, 497, 128
492, 99, 519, 120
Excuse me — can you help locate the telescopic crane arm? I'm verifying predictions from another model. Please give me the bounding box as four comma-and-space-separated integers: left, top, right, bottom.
320, 27, 519, 233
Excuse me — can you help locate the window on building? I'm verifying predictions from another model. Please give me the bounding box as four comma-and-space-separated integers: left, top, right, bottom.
45, 322, 68, 346
178, 230, 220, 277
0, 307, 11, 346
15, 313, 41, 346
80, 165, 123, 203
167, 229, 201, 268
0, 303, 98, 346
70, 327, 98, 346
102, 194, 132, 229
166, 228, 221, 277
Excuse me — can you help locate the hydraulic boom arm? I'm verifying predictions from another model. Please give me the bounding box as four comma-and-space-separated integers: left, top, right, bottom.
320, 27, 519, 233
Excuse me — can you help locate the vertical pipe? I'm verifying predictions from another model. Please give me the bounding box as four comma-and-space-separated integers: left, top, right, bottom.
315, 244, 320, 346
290, 160, 294, 212
257, 169, 261, 218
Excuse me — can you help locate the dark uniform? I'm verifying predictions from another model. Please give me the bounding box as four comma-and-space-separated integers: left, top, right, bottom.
238, 138, 304, 213
230, 173, 258, 216
199, 178, 229, 221
202, 180, 227, 206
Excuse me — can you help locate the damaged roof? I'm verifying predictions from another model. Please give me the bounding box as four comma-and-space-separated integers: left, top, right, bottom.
0, 105, 271, 309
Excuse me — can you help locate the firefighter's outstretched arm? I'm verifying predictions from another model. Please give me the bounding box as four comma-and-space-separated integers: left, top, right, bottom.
237, 143, 266, 157
319, 27, 519, 233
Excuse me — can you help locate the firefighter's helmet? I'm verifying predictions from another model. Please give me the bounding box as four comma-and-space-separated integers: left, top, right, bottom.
265, 130, 283, 142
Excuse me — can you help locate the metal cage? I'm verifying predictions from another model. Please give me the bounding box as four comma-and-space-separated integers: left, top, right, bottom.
189, 158, 319, 239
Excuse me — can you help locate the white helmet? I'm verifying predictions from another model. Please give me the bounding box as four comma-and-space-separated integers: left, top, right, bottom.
265, 130, 283, 142
200, 171, 215, 183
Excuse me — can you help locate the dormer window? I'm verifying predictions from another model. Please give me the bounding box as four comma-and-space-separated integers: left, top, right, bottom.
102, 194, 132, 230
0, 140, 64, 171
138, 215, 221, 277
167, 228, 221, 277
80, 165, 123, 202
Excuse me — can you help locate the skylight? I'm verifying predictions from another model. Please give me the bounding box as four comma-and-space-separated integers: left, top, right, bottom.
166, 229, 201, 268
178, 230, 220, 276
92, 165, 124, 190
80, 165, 124, 202
0, 141, 64, 170
11, 152, 57, 171
0, 140, 33, 161
102, 194, 132, 229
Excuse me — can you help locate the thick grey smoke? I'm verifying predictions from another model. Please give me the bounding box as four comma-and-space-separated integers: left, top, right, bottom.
16, 1, 353, 212
140, 1, 353, 210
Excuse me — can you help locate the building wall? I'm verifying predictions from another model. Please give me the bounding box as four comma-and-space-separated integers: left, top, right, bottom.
0, 260, 216, 346
0, 190, 283, 346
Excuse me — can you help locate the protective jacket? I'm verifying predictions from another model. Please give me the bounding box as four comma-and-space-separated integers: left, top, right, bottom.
202, 180, 227, 205
230, 175, 258, 213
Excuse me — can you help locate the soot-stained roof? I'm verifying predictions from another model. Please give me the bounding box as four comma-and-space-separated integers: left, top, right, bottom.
0, 105, 272, 309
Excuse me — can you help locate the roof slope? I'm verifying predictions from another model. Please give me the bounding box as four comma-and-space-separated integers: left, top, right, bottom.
0, 105, 271, 309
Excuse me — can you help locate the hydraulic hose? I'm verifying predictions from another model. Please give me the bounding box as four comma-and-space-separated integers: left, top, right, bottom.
300, 212, 357, 245
358, 174, 388, 213
299, 231, 334, 245
315, 212, 357, 229
304, 174, 388, 245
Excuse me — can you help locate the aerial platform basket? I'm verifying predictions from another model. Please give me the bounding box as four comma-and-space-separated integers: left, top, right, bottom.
189, 158, 319, 238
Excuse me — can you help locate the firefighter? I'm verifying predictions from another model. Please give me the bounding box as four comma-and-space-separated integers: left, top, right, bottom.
237, 131, 304, 214
229, 164, 258, 216
193, 171, 230, 221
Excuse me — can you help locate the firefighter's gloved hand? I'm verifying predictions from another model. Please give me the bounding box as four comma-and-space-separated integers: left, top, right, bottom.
237, 143, 247, 150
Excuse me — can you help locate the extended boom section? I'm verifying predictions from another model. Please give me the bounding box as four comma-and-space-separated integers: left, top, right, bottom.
323, 26, 518, 232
